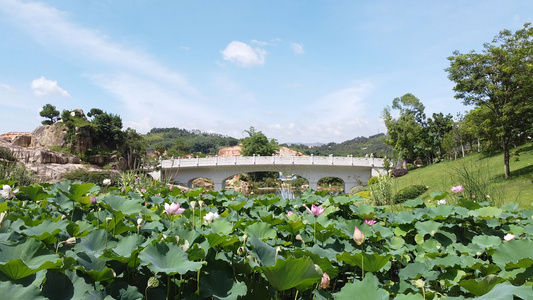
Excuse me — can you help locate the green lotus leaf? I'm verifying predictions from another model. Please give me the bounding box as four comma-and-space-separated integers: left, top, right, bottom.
415, 220, 441, 236
75, 252, 116, 282
430, 192, 448, 200
206, 232, 239, 248
260, 214, 285, 226
68, 183, 96, 200
262, 256, 322, 291
210, 219, 234, 235
389, 236, 406, 250
473, 281, 533, 300
73, 229, 115, 258
333, 273, 389, 300
394, 211, 416, 224
109, 234, 145, 259
457, 198, 482, 210
337, 251, 392, 272
394, 294, 425, 300
249, 236, 277, 267
334, 195, 354, 205
200, 269, 247, 300
245, 222, 276, 240
139, 242, 205, 275
101, 194, 145, 218
0, 279, 47, 299
18, 185, 50, 201
20, 219, 68, 241
402, 198, 425, 208
459, 275, 505, 296
0, 238, 63, 280
398, 261, 428, 280
469, 207, 502, 220
357, 204, 375, 219
492, 239, 533, 268
428, 205, 455, 219
278, 218, 306, 235
471, 235, 502, 250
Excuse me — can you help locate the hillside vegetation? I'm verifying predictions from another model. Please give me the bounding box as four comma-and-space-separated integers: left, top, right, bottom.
392, 143, 533, 209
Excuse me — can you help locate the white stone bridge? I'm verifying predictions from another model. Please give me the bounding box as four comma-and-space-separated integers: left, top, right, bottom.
151, 155, 386, 193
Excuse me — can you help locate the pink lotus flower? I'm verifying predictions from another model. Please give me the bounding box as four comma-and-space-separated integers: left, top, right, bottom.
303, 204, 325, 216
164, 202, 186, 215
320, 272, 330, 289
90, 195, 97, 205
364, 219, 376, 226
287, 211, 294, 216
353, 226, 365, 245
450, 185, 463, 194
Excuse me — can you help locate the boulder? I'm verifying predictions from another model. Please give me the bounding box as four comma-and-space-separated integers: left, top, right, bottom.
30, 125, 67, 148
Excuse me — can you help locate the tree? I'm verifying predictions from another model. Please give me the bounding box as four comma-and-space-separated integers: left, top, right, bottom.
424, 112, 453, 163
382, 94, 426, 165
446, 23, 533, 178
39, 104, 60, 125
87, 108, 124, 151
240, 127, 279, 156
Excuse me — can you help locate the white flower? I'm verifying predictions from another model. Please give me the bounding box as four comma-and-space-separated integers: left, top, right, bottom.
0, 185, 18, 199
0, 212, 7, 228
65, 237, 76, 246
503, 233, 515, 242
203, 211, 219, 224
437, 199, 446, 205
103, 179, 111, 186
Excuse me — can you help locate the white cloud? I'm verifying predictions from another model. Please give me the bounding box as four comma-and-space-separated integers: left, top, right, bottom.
31, 76, 70, 97
291, 43, 304, 54
221, 41, 266, 67
0, 83, 16, 92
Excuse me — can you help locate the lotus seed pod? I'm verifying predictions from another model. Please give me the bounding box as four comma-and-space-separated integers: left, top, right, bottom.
147, 276, 159, 288
237, 246, 246, 256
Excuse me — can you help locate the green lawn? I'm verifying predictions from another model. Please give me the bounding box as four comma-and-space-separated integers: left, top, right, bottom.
392, 144, 533, 209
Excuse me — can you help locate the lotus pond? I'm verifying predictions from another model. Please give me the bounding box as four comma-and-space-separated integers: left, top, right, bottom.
0, 181, 532, 299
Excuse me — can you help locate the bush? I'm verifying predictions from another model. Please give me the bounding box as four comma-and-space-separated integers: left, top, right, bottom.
368, 173, 394, 206
390, 168, 408, 178
64, 168, 119, 185
367, 176, 379, 185
406, 163, 416, 171
0, 147, 35, 186
393, 184, 428, 204
349, 186, 367, 195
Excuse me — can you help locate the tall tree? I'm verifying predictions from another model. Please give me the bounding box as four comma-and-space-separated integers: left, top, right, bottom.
446, 23, 533, 178
39, 104, 60, 125
382, 94, 426, 165
240, 126, 279, 156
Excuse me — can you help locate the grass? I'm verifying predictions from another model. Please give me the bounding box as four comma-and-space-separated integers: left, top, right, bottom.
392, 143, 533, 209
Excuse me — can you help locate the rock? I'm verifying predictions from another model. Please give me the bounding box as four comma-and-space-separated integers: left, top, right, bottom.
12, 135, 31, 147
30, 125, 67, 148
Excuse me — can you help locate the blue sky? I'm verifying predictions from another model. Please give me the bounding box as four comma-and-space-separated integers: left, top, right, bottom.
1, 0, 532, 143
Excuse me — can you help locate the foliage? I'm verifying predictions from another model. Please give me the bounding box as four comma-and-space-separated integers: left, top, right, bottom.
284, 133, 393, 158
368, 173, 394, 206
39, 104, 60, 125
144, 127, 238, 157
367, 176, 379, 185
0, 147, 35, 186
0, 182, 531, 299
349, 186, 367, 195
240, 126, 279, 157
392, 184, 428, 204
450, 161, 504, 207
393, 143, 533, 209
390, 168, 409, 178
446, 23, 533, 178
63, 168, 119, 186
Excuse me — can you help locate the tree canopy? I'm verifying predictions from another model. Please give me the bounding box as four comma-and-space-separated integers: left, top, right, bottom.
446, 23, 533, 178
39, 104, 60, 125
240, 126, 279, 156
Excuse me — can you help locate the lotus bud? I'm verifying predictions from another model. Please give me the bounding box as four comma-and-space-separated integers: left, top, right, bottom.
169, 185, 174, 191
0, 212, 6, 228
65, 237, 76, 246
414, 279, 425, 289
242, 234, 248, 244
320, 272, 330, 289
353, 226, 365, 245
61, 214, 67, 220
90, 195, 97, 205
190, 201, 197, 210
198, 201, 205, 209
293, 205, 299, 209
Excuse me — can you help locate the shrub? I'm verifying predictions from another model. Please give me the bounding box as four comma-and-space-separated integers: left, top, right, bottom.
0, 147, 35, 186
390, 168, 408, 178
349, 186, 367, 195
406, 163, 416, 171
393, 184, 428, 204
367, 176, 379, 185
369, 173, 394, 206
64, 168, 119, 185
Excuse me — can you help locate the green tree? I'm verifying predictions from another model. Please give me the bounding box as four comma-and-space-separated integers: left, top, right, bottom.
424, 112, 453, 163
240, 126, 279, 156
87, 108, 124, 151
39, 104, 60, 125
446, 23, 533, 178
382, 94, 426, 165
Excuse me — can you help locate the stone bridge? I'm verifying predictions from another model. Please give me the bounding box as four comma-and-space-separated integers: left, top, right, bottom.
151, 155, 386, 193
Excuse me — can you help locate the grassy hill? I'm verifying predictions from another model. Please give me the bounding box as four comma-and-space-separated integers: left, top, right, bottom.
392, 143, 533, 209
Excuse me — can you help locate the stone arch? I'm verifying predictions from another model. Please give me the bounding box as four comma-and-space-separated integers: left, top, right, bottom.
317, 176, 346, 192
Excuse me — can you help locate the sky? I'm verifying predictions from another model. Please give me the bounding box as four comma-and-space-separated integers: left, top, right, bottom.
1, 0, 532, 144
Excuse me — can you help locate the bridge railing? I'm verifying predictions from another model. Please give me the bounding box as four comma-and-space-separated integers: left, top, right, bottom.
160, 155, 384, 168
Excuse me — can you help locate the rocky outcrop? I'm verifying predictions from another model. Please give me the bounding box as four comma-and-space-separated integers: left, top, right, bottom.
30, 125, 67, 148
